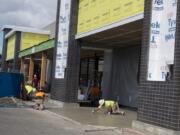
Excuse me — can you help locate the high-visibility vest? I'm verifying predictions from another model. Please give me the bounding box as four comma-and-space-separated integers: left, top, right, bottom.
35, 92, 45, 98
25, 85, 34, 94
104, 101, 115, 108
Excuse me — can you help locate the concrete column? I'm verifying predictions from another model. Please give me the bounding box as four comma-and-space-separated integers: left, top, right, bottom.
101, 50, 113, 99
51, 0, 80, 102
12, 31, 21, 73
20, 58, 25, 74
1, 30, 9, 72
40, 52, 47, 88
28, 56, 34, 83
94, 55, 99, 80
64, 0, 80, 102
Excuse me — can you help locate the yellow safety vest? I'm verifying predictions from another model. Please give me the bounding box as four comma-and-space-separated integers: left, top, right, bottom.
104, 101, 115, 108
25, 85, 34, 94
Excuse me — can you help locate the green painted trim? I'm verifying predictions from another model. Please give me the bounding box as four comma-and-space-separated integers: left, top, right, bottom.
19, 39, 55, 57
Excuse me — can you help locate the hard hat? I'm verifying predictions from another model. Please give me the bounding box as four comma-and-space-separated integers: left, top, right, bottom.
99, 99, 105, 106
32, 88, 36, 92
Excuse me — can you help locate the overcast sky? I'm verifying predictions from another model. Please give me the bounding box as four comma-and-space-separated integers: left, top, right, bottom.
0, 0, 57, 54
0, 0, 57, 28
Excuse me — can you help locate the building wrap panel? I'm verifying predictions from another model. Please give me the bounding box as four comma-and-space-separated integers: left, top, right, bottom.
6, 34, 16, 60
77, 0, 144, 34
21, 32, 49, 50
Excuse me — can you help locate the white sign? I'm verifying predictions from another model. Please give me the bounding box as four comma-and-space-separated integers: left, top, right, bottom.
147, 0, 177, 81
55, 0, 71, 79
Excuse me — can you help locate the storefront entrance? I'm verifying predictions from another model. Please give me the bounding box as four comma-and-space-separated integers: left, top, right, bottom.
77, 20, 143, 108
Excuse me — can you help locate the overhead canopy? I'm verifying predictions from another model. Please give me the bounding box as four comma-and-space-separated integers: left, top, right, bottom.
19, 39, 54, 58
78, 19, 143, 49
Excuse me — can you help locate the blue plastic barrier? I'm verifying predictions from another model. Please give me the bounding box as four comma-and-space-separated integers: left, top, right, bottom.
0, 72, 24, 98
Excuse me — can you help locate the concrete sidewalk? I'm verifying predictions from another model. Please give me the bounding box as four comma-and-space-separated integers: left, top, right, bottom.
48, 106, 137, 129
22, 99, 137, 129
45, 108, 147, 135
0, 108, 124, 135
42, 100, 150, 135
0, 97, 148, 135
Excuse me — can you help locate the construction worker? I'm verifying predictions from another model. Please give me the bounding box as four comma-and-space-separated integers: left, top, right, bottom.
24, 82, 36, 100
35, 90, 45, 98
88, 81, 101, 106
92, 99, 125, 115
24, 82, 45, 110
32, 74, 39, 89
33, 89, 45, 110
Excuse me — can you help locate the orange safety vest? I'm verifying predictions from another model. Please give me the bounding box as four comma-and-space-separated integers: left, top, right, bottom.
89, 86, 100, 97
35, 92, 45, 98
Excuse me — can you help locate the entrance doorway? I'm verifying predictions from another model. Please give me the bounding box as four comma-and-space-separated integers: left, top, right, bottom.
21, 49, 53, 93
76, 19, 143, 108
78, 48, 104, 106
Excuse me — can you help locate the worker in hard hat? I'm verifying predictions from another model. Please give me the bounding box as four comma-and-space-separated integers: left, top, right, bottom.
92, 99, 125, 115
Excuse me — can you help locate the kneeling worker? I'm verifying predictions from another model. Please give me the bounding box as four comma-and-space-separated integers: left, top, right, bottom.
34, 89, 45, 110
24, 82, 36, 100
92, 99, 125, 115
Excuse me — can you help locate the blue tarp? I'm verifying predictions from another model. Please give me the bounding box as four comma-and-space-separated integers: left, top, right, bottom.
0, 72, 24, 98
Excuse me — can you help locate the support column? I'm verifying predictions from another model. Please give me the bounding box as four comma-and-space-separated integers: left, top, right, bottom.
51, 0, 80, 102
28, 56, 34, 83
40, 52, 47, 88
20, 58, 25, 74
87, 58, 89, 84
134, 0, 180, 133
12, 31, 21, 73
101, 50, 113, 99
94, 55, 99, 80
1, 30, 8, 72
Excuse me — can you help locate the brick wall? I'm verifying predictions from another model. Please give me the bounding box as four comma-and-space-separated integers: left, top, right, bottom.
138, 0, 180, 130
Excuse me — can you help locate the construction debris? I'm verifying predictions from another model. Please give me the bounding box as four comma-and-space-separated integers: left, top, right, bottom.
0, 97, 16, 106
